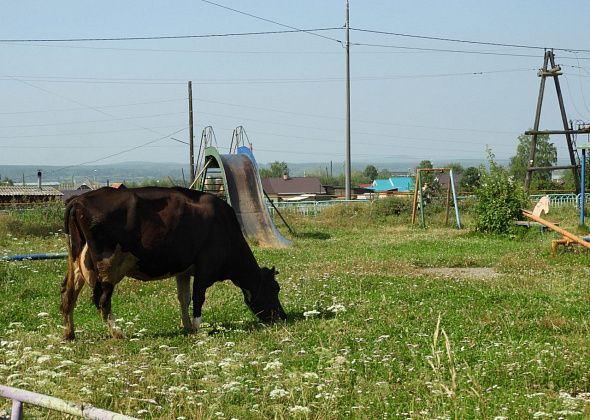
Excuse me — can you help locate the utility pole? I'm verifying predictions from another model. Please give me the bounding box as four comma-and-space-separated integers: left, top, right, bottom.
344, 0, 352, 200
188, 81, 195, 184
524, 50, 580, 193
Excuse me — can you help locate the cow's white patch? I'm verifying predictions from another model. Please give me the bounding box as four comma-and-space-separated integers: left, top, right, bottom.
96, 245, 139, 284
107, 315, 125, 339
192, 317, 202, 330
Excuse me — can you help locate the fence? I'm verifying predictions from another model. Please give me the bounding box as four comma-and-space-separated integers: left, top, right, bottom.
0, 385, 137, 420
267, 193, 585, 216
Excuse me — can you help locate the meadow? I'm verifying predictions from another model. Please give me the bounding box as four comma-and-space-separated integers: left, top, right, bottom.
0, 200, 589, 419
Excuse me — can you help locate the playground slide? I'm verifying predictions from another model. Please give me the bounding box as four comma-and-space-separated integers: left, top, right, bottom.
212, 146, 291, 248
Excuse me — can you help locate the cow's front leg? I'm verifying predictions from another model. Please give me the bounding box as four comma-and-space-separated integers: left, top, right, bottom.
96, 282, 125, 339
191, 281, 208, 330
176, 273, 193, 332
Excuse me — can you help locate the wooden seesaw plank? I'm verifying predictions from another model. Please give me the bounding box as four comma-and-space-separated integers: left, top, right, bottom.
522, 209, 590, 251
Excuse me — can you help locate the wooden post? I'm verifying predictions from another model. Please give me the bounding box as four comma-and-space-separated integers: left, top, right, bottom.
445, 181, 451, 225
188, 81, 195, 184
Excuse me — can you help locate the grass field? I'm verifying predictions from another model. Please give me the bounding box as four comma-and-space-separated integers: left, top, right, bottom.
1, 201, 590, 419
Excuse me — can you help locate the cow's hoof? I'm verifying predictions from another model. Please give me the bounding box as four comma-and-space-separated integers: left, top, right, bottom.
192, 316, 202, 330
110, 328, 126, 339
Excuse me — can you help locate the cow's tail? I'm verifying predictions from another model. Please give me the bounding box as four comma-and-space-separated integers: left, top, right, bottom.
62, 199, 85, 294
64, 198, 85, 260
61, 198, 85, 318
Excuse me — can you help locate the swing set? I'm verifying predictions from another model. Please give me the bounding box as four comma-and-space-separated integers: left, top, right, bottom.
411, 167, 462, 228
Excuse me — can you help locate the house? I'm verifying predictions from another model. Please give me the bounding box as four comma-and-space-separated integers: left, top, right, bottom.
261, 176, 327, 201
434, 173, 462, 189
366, 176, 415, 193
0, 185, 63, 204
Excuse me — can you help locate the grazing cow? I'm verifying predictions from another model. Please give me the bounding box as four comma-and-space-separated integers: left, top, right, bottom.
60, 186, 286, 340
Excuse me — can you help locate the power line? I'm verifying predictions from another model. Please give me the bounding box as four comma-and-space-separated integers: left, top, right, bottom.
0, 111, 185, 129
0, 125, 183, 140
351, 27, 590, 54
45, 127, 188, 175
0, 98, 186, 115
195, 97, 521, 135
199, 0, 342, 44
0, 27, 341, 43
0, 68, 536, 87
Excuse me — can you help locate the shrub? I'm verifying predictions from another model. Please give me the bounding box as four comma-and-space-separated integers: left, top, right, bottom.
371, 196, 413, 217
474, 152, 529, 234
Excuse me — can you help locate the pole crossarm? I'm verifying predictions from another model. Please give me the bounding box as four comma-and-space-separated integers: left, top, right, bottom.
525, 129, 590, 135
526, 164, 579, 172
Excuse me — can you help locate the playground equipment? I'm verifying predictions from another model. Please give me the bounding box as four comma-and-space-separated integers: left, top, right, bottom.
522, 208, 590, 255
411, 168, 461, 228
197, 127, 292, 248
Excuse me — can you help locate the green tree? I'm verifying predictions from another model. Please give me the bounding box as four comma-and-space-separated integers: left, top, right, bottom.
460, 167, 481, 191
260, 161, 289, 178
475, 150, 529, 234
445, 162, 464, 174
377, 168, 393, 179
363, 165, 378, 181
509, 133, 556, 189
417, 159, 435, 185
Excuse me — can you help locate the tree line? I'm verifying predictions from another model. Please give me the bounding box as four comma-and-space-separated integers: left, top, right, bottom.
259, 133, 579, 193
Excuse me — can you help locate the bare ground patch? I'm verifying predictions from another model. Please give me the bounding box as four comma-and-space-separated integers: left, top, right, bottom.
419, 267, 500, 280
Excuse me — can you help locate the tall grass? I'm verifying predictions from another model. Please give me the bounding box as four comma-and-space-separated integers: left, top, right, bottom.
1, 202, 589, 418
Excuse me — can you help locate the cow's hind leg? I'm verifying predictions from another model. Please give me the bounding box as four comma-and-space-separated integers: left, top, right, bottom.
94, 281, 125, 339
60, 259, 85, 340
176, 273, 194, 332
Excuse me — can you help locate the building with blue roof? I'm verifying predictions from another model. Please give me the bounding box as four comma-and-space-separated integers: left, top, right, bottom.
367, 176, 415, 193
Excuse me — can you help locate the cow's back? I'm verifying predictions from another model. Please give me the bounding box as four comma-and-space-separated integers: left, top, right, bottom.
69, 187, 246, 280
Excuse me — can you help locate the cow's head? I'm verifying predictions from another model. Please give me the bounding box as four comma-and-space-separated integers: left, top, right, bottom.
244, 266, 286, 323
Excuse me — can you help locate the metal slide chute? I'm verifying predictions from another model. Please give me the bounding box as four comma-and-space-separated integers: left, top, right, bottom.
201, 146, 291, 248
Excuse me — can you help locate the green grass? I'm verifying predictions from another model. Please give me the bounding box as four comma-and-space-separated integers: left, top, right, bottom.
1, 204, 590, 418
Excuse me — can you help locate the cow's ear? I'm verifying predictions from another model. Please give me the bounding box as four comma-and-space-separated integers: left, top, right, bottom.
271, 266, 279, 276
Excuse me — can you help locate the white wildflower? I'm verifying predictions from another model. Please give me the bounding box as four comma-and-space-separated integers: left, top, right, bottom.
37, 356, 51, 364
263, 360, 283, 371
303, 372, 318, 380
174, 354, 187, 364
327, 303, 346, 313
289, 405, 311, 414
37, 312, 50, 318
269, 388, 289, 399
303, 310, 320, 318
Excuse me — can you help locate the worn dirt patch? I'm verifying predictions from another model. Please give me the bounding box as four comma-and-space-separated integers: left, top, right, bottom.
420, 267, 500, 280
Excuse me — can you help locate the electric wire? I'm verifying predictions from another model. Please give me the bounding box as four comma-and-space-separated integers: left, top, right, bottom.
199, 0, 342, 44
44, 126, 188, 175
350, 27, 590, 54
0, 98, 186, 115
0, 28, 341, 43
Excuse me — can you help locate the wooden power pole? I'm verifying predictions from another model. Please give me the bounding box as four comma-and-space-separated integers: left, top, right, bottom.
524, 50, 582, 192
188, 81, 195, 184
344, 0, 352, 200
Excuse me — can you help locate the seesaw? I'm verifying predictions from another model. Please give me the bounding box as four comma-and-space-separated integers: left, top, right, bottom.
522, 209, 590, 255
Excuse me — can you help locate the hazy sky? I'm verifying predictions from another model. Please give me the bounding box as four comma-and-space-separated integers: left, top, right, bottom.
2, 0, 590, 173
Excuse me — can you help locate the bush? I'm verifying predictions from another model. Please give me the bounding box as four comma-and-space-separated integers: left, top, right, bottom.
371, 196, 413, 217
474, 153, 529, 234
